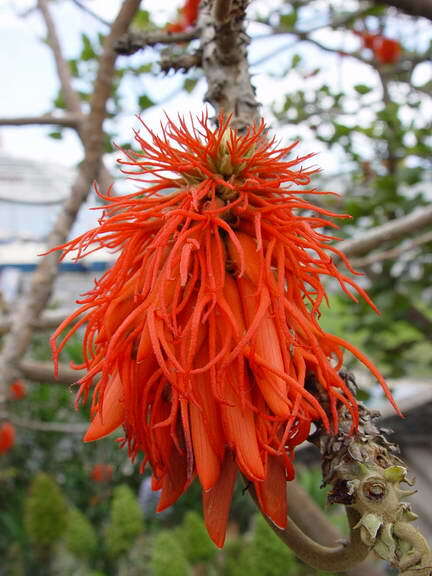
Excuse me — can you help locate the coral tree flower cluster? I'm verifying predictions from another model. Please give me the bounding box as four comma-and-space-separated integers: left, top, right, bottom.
167, 0, 200, 32
51, 114, 398, 547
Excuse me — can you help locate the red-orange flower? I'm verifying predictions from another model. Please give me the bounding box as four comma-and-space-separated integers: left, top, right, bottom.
90, 463, 113, 483
0, 422, 16, 454
9, 379, 26, 400
355, 31, 401, 64
51, 114, 399, 546
167, 0, 200, 33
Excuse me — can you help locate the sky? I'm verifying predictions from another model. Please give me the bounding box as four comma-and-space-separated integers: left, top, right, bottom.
0, 0, 430, 175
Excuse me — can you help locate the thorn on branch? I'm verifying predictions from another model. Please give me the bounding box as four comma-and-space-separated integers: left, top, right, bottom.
160, 49, 202, 73
114, 29, 199, 55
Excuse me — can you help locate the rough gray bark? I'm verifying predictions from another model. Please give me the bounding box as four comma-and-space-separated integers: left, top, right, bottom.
200, 0, 260, 131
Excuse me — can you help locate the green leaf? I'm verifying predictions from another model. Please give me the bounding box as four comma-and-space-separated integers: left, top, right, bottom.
81, 33, 96, 61
133, 9, 151, 30
138, 94, 155, 110
53, 93, 66, 110
48, 131, 63, 140
68, 59, 79, 78
183, 78, 198, 93
279, 10, 297, 29
291, 53, 301, 68
354, 84, 372, 95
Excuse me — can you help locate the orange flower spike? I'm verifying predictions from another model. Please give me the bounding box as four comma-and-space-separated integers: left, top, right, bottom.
51, 113, 401, 544
0, 422, 15, 454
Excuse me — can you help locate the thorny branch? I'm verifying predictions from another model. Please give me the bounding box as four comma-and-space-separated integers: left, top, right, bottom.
0, 115, 80, 127
115, 28, 199, 55
200, 0, 259, 130
0, 0, 142, 416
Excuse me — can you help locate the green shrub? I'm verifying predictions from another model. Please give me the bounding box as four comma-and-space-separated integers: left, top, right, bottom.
178, 511, 216, 564
151, 531, 190, 576
105, 484, 143, 558
224, 538, 247, 576
65, 505, 97, 560
24, 473, 68, 553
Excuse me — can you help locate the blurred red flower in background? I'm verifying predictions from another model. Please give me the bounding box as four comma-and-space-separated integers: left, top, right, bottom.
51, 114, 399, 546
355, 31, 401, 64
167, 0, 200, 33
0, 422, 16, 454
90, 463, 113, 483
9, 379, 27, 400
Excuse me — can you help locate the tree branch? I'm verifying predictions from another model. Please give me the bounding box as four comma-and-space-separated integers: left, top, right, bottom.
339, 205, 432, 258
160, 50, 202, 73
213, 0, 232, 23
19, 361, 83, 385
10, 415, 86, 434
200, 0, 260, 130
0, 309, 74, 337
115, 28, 199, 55
351, 230, 432, 268
373, 0, 432, 20
0, 114, 80, 127
37, 0, 82, 115
0, 0, 141, 409
71, 0, 110, 27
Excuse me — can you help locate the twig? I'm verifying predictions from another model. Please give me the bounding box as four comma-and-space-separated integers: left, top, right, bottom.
160, 50, 202, 73
115, 28, 199, 55
372, 0, 432, 20
0, 309, 74, 337
10, 415, 86, 434
0, 114, 80, 127
200, 0, 260, 130
339, 204, 432, 258
37, 0, 82, 115
19, 361, 83, 385
71, 0, 110, 27
0, 0, 141, 409
351, 230, 432, 268
37, 0, 112, 191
